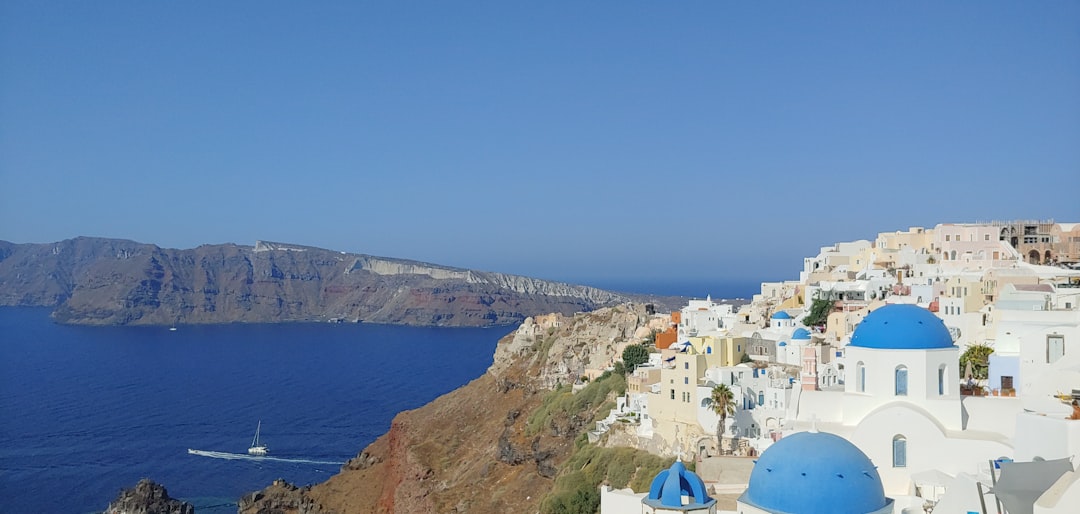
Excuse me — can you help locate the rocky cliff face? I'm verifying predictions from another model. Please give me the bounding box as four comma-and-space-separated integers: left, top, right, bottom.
238, 304, 657, 514
105, 479, 194, 514
0, 237, 681, 327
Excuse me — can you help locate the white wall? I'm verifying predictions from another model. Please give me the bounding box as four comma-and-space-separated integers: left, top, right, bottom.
843, 347, 962, 431
600, 486, 646, 514
1013, 412, 1080, 462
851, 404, 1013, 495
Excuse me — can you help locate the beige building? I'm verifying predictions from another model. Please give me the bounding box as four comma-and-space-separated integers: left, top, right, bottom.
984, 220, 1080, 265
628, 367, 661, 394
935, 222, 1019, 270
875, 226, 935, 253
649, 353, 710, 446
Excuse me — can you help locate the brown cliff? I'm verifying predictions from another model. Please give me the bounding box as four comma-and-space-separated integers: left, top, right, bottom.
238, 304, 661, 514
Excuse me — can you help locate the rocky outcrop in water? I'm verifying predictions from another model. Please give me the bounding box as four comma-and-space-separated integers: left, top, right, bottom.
236, 479, 332, 514
0, 237, 683, 327
104, 479, 194, 514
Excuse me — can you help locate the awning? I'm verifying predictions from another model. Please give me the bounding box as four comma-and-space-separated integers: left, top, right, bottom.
989, 458, 1073, 514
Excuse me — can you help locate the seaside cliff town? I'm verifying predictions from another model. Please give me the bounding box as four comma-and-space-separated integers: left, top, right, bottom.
117, 220, 1080, 514
583, 220, 1080, 513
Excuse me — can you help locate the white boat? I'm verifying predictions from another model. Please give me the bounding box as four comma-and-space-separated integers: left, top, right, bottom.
248, 420, 268, 456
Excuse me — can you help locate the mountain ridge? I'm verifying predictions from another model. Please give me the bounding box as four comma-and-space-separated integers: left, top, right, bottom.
0, 237, 682, 327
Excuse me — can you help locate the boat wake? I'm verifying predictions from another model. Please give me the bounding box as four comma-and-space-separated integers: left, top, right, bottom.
187, 449, 344, 466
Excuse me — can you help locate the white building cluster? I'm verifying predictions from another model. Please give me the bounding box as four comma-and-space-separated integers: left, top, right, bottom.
600, 221, 1080, 513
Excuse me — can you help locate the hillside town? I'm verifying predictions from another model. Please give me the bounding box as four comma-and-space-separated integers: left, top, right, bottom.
539, 220, 1080, 513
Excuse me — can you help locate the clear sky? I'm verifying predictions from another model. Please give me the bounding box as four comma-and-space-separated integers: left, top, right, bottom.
2, 2, 1078, 294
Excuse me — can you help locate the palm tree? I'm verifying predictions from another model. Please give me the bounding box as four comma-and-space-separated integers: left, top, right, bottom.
709, 384, 736, 452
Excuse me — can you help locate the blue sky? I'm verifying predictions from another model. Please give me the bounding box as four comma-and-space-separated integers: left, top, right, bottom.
1, 2, 1078, 295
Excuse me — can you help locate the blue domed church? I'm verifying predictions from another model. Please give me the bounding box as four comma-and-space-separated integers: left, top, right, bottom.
737, 431, 894, 514
792, 304, 1013, 495
842, 304, 962, 431
642, 459, 717, 513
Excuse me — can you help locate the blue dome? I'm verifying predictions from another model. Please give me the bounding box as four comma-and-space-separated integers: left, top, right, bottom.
849, 304, 954, 350
771, 311, 792, 320
646, 460, 714, 508
741, 432, 889, 514
778, 341, 788, 347
792, 328, 812, 340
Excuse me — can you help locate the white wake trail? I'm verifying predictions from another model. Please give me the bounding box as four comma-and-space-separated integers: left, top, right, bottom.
187, 449, 344, 465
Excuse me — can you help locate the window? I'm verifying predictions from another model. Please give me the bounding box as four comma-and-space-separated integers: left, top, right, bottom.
684, 377, 689, 385
670, 389, 675, 400
1048, 335, 1065, 363
758, 392, 765, 406
856, 361, 866, 393
985, 234, 991, 241
938, 365, 947, 395
945, 235, 951, 242
893, 435, 907, 467
895, 365, 908, 396
684, 362, 689, 370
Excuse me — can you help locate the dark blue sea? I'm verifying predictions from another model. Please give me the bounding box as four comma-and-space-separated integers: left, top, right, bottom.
0, 308, 506, 513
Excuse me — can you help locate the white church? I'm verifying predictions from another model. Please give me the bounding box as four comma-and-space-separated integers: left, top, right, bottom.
793, 303, 1080, 512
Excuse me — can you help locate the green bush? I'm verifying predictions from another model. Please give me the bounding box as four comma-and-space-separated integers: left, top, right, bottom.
540, 445, 674, 513
527, 373, 626, 436
960, 343, 993, 380
802, 292, 835, 327
622, 344, 650, 373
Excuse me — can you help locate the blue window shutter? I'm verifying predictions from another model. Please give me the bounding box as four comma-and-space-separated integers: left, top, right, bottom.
893, 437, 907, 467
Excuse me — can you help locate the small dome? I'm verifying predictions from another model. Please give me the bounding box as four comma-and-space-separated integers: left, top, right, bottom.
741, 432, 889, 514
771, 311, 792, 320
792, 328, 812, 340
646, 460, 714, 508
849, 304, 954, 350
779, 341, 788, 347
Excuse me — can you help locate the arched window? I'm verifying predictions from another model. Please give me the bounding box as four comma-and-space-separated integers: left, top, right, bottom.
938, 364, 948, 395
706, 346, 712, 354
892, 435, 907, 467
950, 250, 957, 261
895, 365, 908, 396
856, 361, 866, 392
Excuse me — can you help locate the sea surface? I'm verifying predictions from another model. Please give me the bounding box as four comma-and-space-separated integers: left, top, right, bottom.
0, 308, 507, 513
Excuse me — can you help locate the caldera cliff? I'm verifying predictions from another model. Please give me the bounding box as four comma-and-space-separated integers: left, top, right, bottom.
0, 237, 680, 327
238, 303, 675, 513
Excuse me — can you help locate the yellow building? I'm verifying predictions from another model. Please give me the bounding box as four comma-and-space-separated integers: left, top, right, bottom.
649, 353, 710, 448
682, 335, 748, 367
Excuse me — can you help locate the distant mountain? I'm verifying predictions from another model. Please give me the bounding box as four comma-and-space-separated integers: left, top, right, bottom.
0, 237, 683, 327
